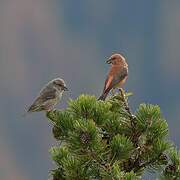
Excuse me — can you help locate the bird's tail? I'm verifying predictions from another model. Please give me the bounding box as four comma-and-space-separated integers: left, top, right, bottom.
23, 111, 30, 118
98, 92, 109, 101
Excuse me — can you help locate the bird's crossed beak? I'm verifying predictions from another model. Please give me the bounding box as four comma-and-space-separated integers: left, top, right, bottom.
106, 58, 112, 64
62, 86, 68, 91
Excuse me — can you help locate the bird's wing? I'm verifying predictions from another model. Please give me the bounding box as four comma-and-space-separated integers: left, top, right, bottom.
27, 88, 56, 112
40, 87, 57, 100
103, 75, 113, 91
103, 73, 127, 94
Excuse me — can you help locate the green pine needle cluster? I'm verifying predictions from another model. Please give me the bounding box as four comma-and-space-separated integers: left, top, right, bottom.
47, 91, 180, 180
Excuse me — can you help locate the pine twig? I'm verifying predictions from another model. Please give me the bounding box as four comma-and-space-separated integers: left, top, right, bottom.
119, 88, 132, 117
119, 88, 137, 123
119, 88, 139, 148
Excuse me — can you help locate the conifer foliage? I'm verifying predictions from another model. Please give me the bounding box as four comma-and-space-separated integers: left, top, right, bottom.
47, 90, 180, 179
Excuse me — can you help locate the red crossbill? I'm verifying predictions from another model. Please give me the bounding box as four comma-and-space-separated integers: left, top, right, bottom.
98, 54, 128, 101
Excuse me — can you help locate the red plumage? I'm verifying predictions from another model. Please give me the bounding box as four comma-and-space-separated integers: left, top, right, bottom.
98, 54, 128, 101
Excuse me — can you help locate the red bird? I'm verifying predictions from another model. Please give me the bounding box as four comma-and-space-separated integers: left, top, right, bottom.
98, 54, 128, 101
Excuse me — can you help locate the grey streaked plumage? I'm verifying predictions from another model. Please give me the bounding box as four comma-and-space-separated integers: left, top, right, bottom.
24, 78, 68, 117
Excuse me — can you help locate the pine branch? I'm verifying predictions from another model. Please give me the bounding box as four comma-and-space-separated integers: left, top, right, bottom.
118, 88, 137, 128
133, 153, 162, 173
47, 93, 180, 180
119, 88, 133, 117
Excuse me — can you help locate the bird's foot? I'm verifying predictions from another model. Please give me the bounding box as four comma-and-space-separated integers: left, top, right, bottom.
52, 109, 58, 114
46, 109, 57, 116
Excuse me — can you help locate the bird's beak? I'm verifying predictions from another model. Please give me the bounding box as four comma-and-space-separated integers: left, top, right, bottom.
63, 86, 68, 91
106, 58, 112, 64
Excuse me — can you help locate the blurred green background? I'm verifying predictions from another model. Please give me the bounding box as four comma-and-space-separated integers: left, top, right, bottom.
0, 0, 180, 179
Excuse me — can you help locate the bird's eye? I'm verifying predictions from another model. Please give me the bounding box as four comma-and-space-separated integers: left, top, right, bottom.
112, 57, 116, 60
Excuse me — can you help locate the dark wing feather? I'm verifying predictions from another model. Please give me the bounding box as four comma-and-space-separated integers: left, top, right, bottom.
104, 73, 127, 94
28, 88, 56, 112
98, 67, 128, 101
40, 87, 56, 100
98, 74, 123, 101
103, 76, 109, 91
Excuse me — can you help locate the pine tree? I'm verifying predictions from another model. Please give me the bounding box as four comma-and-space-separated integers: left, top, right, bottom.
47, 89, 180, 180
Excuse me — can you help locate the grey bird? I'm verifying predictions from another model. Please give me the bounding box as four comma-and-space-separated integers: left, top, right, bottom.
24, 78, 68, 117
